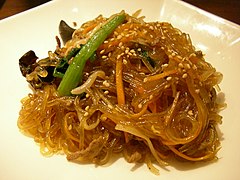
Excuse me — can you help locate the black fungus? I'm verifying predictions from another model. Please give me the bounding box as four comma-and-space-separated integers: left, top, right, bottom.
19, 50, 38, 77
59, 20, 76, 45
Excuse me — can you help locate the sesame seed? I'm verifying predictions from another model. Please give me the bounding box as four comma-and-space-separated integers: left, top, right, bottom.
110, 38, 115, 42
161, 47, 165, 50
143, 78, 147, 83
176, 55, 182, 60
128, 52, 133, 56
86, 93, 90, 98
123, 59, 127, 64
150, 34, 153, 38
104, 90, 109, 94
149, 95, 153, 100
138, 103, 143, 109
161, 63, 168, 68
85, 72, 89, 76
178, 63, 184, 68
84, 112, 89, 117
100, 49, 105, 54
188, 110, 193, 116
85, 106, 90, 111
68, 124, 72, 130
137, 48, 141, 52
161, 36, 166, 40
118, 42, 123, 47
130, 49, 135, 53
117, 54, 121, 59
108, 104, 113, 109
185, 63, 191, 69
171, 52, 176, 57
164, 84, 170, 89
182, 73, 188, 79
166, 76, 172, 81
117, 35, 122, 39
195, 89, 200, 93
101, 116, 107, 121
102, 55, 107, 59
103, 80, 110, 87
104, 40, 108, 44
149, 26, 154, 30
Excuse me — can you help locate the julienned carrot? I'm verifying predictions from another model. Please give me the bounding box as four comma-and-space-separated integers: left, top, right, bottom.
116, 58, 125, 105
144, 69, 177, 82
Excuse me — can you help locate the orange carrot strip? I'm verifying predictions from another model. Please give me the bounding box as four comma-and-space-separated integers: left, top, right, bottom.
144, 69, 177, 82
82, 23, 98, 35
116, 58, 125, 105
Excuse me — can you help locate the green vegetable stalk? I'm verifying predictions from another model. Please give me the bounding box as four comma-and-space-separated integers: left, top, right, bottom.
57, 12, 126, 96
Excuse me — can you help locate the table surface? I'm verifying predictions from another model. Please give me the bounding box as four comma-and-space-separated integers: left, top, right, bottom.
0, 0, 239, 25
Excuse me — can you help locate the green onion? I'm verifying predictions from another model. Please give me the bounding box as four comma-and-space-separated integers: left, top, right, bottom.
57, 12, 126, 96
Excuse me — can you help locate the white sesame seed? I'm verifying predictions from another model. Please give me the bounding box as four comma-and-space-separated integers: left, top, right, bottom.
164, 84, 170, 89
100, 49, 105, 54
101, 116, 107, 121
161, 36, 166, 40
104, 40, 108, 44
118, 42, 123, 47
188, 110, 193, 116
166, 76, 172, 81
149, 26, 154, 30
123, 59, 127, 64
182, 73, 188, 79
137, 48, 141, 52
138, 103, 143, 109
104, 90, 109, 94
178, 63, 184, 68
176, 55, 182, 60
108, 104, 113, 109
86, 93, 90, 98
84, 112, 89, 117
68, 124, 72, 130
185, 63, 191, 69
85, 106, 90, 111
103, 80, 110, 87
130, 49, 135, 53
117, 54, 121, 60
161, 63, 168, 68
149, 95, 153, 100
117, 35, 122, 39
102, 55, 107, 59
195, 89, 200, 93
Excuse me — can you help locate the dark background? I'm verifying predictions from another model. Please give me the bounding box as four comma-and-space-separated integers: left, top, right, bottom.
0, 0, 239, 25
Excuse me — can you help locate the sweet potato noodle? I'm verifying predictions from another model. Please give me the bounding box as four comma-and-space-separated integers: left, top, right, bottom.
18, 11, 225, 175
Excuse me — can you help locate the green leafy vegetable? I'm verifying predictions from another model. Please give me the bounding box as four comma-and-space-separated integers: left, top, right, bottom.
57, 12, 126, 96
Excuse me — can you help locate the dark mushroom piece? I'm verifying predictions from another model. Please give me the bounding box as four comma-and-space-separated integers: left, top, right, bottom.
59, 20, 76, 45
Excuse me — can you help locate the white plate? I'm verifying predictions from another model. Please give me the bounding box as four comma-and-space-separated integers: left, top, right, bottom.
0, 0, 240, 179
